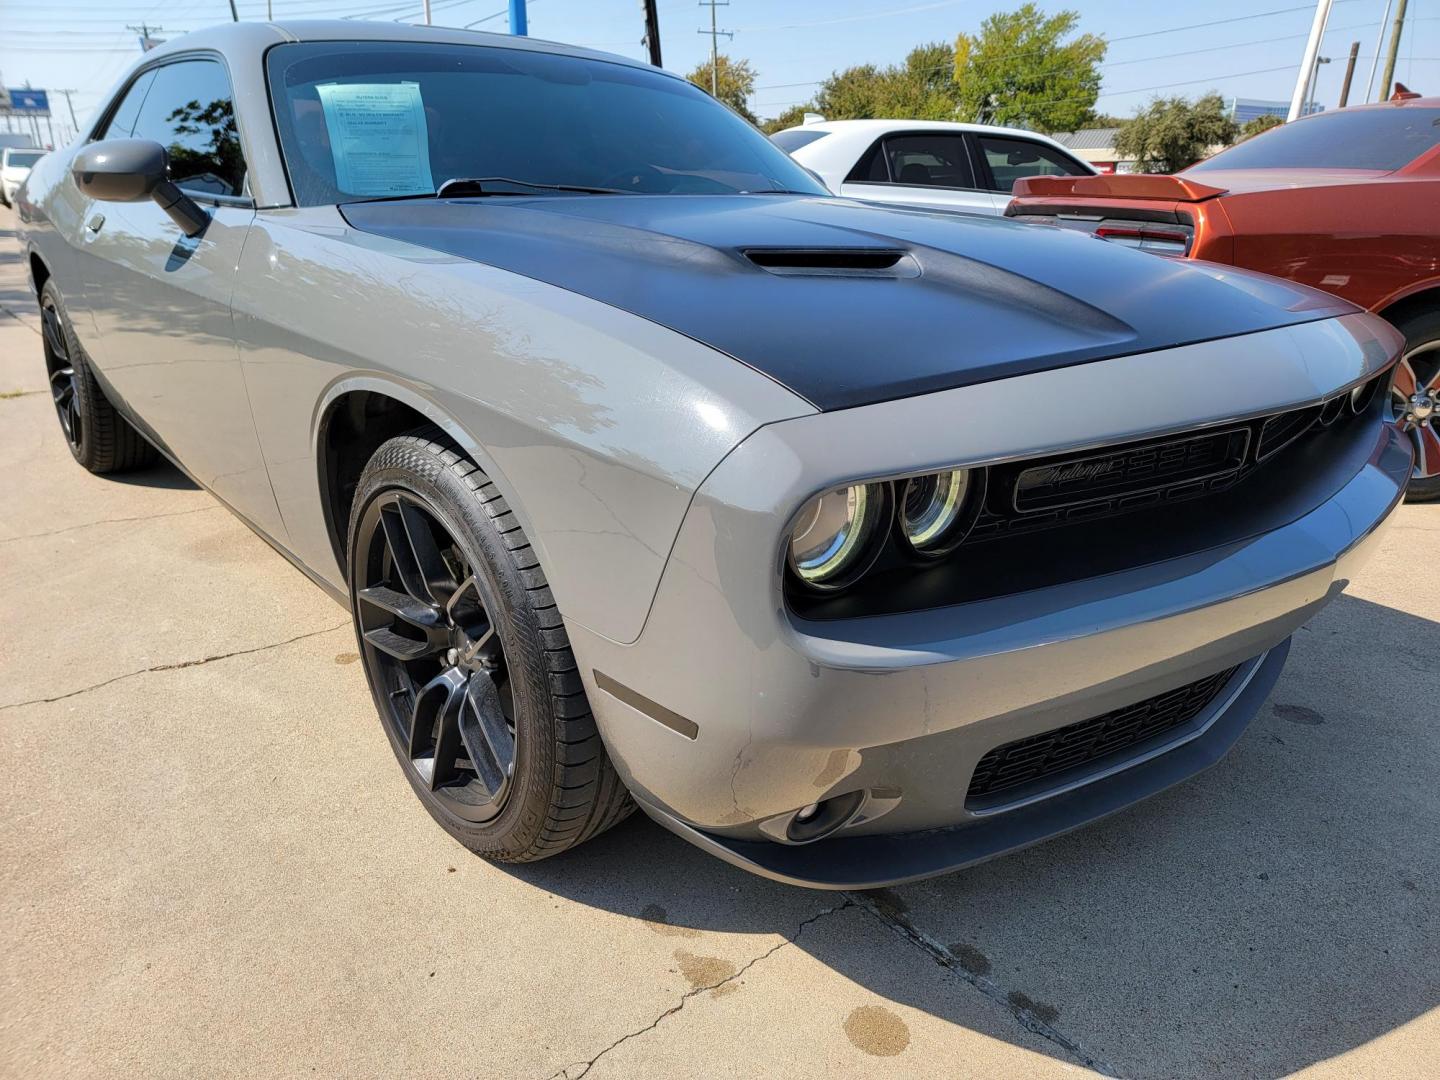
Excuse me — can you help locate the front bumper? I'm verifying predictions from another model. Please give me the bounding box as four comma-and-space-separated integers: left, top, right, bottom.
566, 313, 1410, 888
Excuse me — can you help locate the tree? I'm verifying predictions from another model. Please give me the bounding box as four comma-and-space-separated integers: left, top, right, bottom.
811, 43, 962, 121
1114, 93, 1239, 173
761, 105, 809, 135
688, 54, 758, 125
1239, 113, 1284, 141
953, 5, 1106, 133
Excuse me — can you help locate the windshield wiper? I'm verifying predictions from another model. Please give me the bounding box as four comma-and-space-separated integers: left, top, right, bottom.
436, 176, 633, 198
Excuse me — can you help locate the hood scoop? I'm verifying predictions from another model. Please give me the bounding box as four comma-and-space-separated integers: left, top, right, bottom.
741, 247, 918, 278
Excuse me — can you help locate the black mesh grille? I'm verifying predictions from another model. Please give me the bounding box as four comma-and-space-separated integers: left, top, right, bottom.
965, 381, 1380, 545
966, 665, 1240, 805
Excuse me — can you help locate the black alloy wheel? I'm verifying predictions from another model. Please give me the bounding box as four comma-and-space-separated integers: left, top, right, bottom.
40, 291, 82, 452
1390, 308, 1440, 503
353, 489, 517, 823
37, 279, 155, 474
347, 433, 633, 861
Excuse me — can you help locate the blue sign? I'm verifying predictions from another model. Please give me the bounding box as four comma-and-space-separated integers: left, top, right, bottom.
5, 89, 50, 115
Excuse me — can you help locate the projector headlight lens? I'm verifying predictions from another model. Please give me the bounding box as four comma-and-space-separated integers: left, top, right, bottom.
899, 469, 973, 556
788, 483, 887, 589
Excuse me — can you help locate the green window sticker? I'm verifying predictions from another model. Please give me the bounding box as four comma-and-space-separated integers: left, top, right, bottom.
316, 81, 434, 197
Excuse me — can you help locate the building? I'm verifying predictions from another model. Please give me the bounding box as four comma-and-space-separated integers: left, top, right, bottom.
1226, 97, 1322, 125
1050, 128, 1134, 174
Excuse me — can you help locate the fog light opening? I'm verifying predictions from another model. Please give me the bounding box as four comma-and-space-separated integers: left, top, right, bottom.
784, 790, 866, 844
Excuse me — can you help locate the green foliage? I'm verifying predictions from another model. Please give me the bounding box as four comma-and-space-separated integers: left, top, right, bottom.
812, 43, 962, 121
687, 54, 759, 125
953, 4, 1106, 133
1239, 113, 1285, 141
761, 105, 809, 135
1114, 93, 1239, 173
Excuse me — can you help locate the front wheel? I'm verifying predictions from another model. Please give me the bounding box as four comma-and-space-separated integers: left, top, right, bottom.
1390, 307, 1440, 504
346, 432, 633, 861
39, 279, 155, 474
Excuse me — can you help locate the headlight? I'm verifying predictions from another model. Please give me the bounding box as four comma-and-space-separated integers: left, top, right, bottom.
899, 468, 975, 556
788, 483, 888, 590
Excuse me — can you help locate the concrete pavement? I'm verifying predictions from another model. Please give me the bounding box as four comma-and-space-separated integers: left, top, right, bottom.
2, 204, 1437, 1078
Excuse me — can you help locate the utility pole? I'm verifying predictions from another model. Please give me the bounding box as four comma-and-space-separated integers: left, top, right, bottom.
127, 23, 164, 51
1378, 0, 1410, 101
642, 0, 663, 67
1287, 0, 1333, 122
1337, 41, 1359, 107
423, 0, 432, 24
697, 1, 732, 97
54, 88, 79, 131
227, 0, 238, 20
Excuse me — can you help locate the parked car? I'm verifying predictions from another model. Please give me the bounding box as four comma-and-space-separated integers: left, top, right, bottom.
773, 119, 1094, 215
20, 22, 1410, 888
1, 147, 45, 207
1007, 97, 1440, 501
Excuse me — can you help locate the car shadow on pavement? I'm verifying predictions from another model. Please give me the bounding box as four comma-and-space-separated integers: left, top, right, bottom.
104, 459, 200, 491
500, 592, 1439, 1078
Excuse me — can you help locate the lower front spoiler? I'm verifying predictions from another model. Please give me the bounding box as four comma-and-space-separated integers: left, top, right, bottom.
633, 639, 1290, 890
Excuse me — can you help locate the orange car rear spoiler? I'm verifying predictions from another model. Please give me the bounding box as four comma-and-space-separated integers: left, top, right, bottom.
1012, 174, 1230, 201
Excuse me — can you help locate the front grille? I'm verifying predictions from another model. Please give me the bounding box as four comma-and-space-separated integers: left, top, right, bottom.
965, 665, 1240, 806
1013, 427, 1250, 512
966, 378, 1383, 545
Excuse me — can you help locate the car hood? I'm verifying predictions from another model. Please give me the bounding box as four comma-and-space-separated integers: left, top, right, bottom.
341, 194, 1354, 411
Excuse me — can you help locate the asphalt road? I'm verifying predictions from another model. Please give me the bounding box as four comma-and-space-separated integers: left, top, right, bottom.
2, 204, 1437, 1079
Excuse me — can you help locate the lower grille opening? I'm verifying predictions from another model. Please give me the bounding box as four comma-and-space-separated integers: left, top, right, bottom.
965, 665, 1241, 807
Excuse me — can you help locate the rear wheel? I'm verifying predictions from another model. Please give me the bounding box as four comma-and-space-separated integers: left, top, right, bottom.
347, 432, 633, 861
1390, 308, 1440, 504
39, 279, 155, 474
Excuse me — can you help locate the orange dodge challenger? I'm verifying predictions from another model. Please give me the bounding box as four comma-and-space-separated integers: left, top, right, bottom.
1008, 97, 1440, 501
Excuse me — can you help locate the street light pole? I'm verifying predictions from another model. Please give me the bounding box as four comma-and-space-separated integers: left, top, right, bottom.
1287, 0, 1333, 122
509, 0, 527, 36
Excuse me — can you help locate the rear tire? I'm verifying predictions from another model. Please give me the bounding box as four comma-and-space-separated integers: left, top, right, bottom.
1389, 307, 1440, 504
347, 431, 634, 862
39, 279, 156, 474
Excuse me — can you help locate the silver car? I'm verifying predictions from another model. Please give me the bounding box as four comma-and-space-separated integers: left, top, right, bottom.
19, 22, 1412, 888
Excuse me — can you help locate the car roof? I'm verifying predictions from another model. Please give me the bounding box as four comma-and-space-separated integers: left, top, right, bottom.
139, 18, 660, 76
785, 118, 1064, 143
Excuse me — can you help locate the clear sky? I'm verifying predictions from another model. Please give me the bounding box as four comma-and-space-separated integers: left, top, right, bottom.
2, 0, 1437, 143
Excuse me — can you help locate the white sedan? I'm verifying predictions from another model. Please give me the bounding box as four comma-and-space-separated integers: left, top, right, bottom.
1, 147, 45, 207
774, 119, 1094, 216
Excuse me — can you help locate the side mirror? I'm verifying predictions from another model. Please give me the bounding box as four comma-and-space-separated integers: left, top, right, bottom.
71, 138, 209, 238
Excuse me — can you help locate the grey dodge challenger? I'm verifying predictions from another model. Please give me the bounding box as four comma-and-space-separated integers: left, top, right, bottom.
18, 22, 1413, 888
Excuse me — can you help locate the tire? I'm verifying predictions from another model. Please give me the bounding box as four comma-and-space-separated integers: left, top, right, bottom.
347, 431, 634, 862
1389, 307, 1440, 504
39, 279, 156, 474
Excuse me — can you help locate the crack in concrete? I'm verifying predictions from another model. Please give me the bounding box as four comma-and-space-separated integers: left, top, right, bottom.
547, 900, 853, 1080
1, 304, 39, 332
848, 891, 1120, 1077
0, 622, 352, 712
0, 504, 222, 545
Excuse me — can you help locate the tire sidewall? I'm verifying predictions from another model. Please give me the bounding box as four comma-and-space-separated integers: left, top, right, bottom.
39, 280, 98, 469
346, 441, 556, 857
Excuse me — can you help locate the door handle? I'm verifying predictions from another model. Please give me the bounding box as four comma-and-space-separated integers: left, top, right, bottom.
85, 213, 105, 234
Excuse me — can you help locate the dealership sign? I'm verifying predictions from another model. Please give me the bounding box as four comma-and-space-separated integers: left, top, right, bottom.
4, 89, 51, 116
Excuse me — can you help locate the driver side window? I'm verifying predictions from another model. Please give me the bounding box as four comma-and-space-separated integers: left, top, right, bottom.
129, 59, 247, 198
96, 70, 156, 140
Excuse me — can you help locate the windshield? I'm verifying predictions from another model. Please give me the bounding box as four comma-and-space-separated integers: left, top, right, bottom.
1190, 107, 1440, 172
266, 42, 826, 206
4, 151, 42, 168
